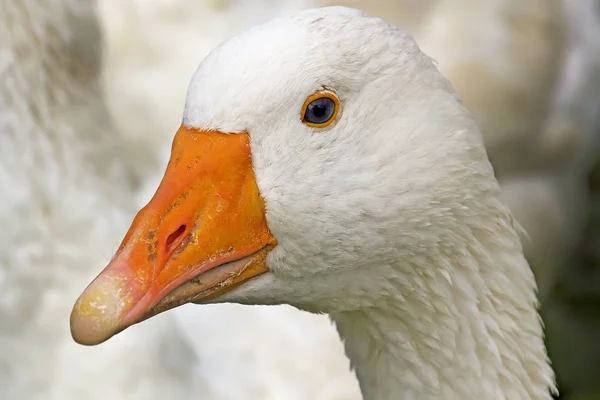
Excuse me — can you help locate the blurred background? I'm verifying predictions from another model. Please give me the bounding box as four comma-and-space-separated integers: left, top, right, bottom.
2, 0, 600, 399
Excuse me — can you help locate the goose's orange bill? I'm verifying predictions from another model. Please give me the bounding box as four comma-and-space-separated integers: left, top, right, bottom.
70, 126, 276, 345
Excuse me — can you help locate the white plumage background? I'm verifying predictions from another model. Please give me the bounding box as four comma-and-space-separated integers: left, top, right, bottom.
2, 0, 600, 399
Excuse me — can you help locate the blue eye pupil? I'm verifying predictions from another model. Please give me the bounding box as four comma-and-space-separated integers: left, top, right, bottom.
304, 97, 335, 124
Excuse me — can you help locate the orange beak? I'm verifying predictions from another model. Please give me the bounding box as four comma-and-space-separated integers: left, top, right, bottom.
70, 126, 276, 345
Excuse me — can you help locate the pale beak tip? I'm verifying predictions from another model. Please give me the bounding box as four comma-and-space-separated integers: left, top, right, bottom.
70, 311, 113, 346
70, 273, 132, 346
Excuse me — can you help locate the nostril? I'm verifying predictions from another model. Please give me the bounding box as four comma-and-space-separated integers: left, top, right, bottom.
166, 225, 187, 253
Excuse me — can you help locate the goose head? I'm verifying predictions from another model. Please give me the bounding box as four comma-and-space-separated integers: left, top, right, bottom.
71, 7, 553, 399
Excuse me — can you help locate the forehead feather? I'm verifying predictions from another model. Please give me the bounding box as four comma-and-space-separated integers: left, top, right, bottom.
182, 7, 420, 131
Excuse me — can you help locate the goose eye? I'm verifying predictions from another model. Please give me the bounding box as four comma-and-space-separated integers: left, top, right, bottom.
304, 98, 334, 123
301, 91, 340, 128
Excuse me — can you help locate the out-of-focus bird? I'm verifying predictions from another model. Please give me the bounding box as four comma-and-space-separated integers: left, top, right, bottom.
0, 1, 206, 398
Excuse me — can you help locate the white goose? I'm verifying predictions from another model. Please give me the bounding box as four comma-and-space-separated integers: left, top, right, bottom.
0, 1, 203, 398
71, 7, 555, 399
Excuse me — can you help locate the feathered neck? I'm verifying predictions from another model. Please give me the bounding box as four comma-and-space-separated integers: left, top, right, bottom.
330, 209, 555, 400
